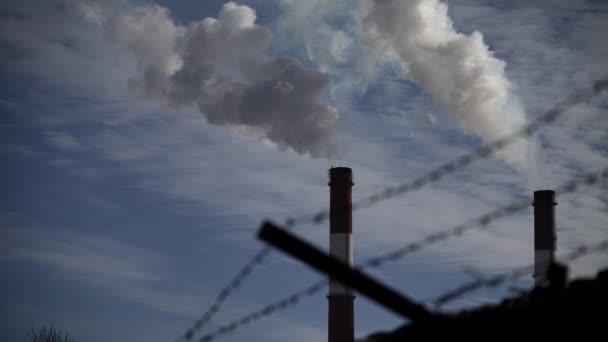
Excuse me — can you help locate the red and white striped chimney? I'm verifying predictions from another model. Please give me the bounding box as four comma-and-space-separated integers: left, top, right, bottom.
533, 190, 557, 287
328, 167, 354, 342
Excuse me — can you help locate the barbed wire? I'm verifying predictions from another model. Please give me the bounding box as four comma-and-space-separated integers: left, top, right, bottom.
177, 247, 272, 341
191, 166, 608, 342
179, 78, 608, 340
431, 238, 608, 308
197, 279, 328, 342
358, 166, 608, 270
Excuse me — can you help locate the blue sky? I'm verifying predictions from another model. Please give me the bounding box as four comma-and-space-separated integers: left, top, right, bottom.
1, 1, 607, 341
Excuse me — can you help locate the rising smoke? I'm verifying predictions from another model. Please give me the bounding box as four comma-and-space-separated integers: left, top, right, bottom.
363, 0, 532, 167
81, 0, 533, 165
82, 2, 338, 157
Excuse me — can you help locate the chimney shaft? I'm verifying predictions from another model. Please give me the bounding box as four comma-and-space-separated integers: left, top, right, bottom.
328, 167, 354, 342
533, 190, 557, 286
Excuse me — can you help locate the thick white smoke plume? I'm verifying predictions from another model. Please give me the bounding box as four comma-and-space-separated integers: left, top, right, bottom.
363, 0, 531, 167
83, 2, 338, 157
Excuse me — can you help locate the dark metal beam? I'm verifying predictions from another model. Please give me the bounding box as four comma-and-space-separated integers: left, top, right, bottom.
257, 221, 436, 323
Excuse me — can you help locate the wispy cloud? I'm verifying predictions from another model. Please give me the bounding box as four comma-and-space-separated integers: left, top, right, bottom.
261, 316, 326, 342
0, 143, 43, 158
0, 224, 207, 317
44, 131, 83, 152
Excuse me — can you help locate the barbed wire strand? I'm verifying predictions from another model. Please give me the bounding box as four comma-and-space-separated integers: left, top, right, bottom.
177, 247, 272, 341
192, 166, 608, 342
179, 78, 608, 341
432, 238, 608, 308
358, 166, 608, 270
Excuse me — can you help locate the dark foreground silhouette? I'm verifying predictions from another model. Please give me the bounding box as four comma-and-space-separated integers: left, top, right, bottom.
363, 263, 607, 341
29, 326, 74, 342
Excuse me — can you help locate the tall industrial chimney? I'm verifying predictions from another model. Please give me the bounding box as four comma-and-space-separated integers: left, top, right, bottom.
328, 167, 355, 342
533, 190, 557, 287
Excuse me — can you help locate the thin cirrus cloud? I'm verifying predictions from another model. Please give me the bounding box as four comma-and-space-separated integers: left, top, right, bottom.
0, 224, 207, 317
44, 131, 83, 152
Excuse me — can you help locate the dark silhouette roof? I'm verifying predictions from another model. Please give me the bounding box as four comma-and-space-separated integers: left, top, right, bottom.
361, 263, 608, 341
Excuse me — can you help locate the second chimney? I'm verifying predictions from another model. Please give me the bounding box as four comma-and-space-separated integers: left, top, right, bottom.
533, 190, 557, 287
328, 167, 354, 342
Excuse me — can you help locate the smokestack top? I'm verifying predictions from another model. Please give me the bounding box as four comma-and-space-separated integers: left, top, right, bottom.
533, 190, 557, 206
328, 167, 353, 186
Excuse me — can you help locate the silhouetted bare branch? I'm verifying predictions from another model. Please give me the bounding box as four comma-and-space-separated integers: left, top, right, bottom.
29, 326, 74, 342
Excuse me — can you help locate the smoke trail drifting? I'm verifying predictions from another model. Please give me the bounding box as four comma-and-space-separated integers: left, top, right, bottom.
363, 0, 531, 167
83, 2, 338, 157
